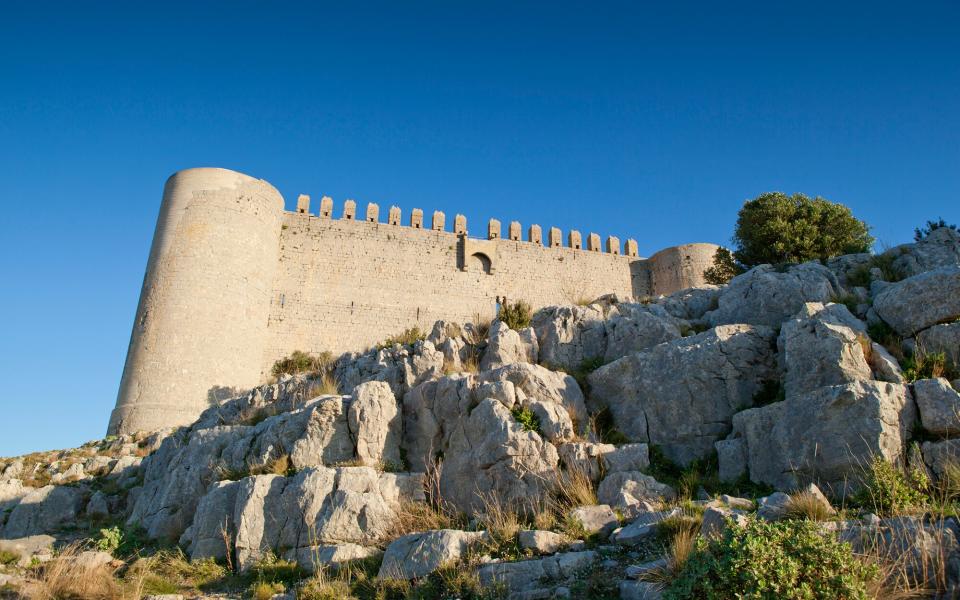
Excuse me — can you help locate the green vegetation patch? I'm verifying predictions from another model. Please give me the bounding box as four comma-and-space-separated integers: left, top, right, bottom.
664, 518, 878, 600
498, 300, 533, 330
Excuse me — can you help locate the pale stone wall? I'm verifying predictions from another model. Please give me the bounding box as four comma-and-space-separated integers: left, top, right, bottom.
259, 214, 641, 372
112, 167, 718, 434
109, 168, 285, 434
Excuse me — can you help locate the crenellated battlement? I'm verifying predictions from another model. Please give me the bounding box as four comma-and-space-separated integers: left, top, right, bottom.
288, 194, 641, 257
110, 167, 718, 435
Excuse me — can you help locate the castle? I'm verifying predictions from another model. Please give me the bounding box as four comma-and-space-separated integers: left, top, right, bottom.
109, 167, 718, 435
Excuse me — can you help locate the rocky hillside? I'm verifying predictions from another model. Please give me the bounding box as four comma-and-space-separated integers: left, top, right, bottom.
2, 227, 960, 599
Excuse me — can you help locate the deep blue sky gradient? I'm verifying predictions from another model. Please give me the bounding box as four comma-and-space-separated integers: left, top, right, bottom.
1, 1, 958, 455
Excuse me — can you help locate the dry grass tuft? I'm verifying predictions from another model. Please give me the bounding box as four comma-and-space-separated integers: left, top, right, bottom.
554, 465, 598, 508
20, 543, 139, 600
476, 492, 522, 552
307, 372, 340, 397
784, 490, 835, 522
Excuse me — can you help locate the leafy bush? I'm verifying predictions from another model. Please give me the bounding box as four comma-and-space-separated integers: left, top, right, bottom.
915, 217, 958, 241
498, 300, 533, 330
94, 526, 123, 554
380, 327, 426, 349
511, 406, 540, 433
731, 192, 873, 268
703, 247, 744, 285
93, 523, 147, 558
854, 456, 928, 516
0, 549, 18, 566
271, 350, 335, 378
664, 518, 878, 599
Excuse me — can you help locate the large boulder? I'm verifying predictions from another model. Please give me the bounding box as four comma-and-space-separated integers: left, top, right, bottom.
597, 471, 676, 509
476, 551, 597, 596
0, 479, 31, 512
401, 374, 476, 472
348, 381, 402, 467
917, 323, 960, 367
531, 302, 682, 370
180, 480, 240, 561
480, 321, 538, 371
531, 305, 607, 369
914, 378, 960, 436
921, 439, 960, 479
185, 466, 420, 572
706, 262, 838, 328
131, 395, 360, 542
378, 529, 487, 579
890, 226, 960, 278
588, 324, 778, 466
440, 399, 560, 514
482, 363, 587, 424
602, 304, 683, 363
1, 485, 86, 538
732, 380, 915, 492
778, 303, 872, 398
658, 286, 722, 321
873, 266, 960, 337
221, 396, 356, 473
335, 340, 445, 398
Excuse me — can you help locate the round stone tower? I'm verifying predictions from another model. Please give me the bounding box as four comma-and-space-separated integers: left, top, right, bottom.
109, 167, 285, 435
647, 242, 720, 294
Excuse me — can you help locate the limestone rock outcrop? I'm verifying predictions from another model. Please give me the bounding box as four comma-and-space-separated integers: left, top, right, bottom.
440, 399, 559, 514
732, 380, 915, 491
873, 266, 960, 336
1, 485, 85, 539
589, 324, 778, 465
181, 466, 421, 573
347, 381, 402, 467
531, 302, 682, 371
378, 529, 487, 579
480, 320, 538, 371
706, 262, 838, 328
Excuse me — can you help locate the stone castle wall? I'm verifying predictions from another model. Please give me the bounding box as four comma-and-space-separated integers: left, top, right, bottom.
110, 167, 718, 434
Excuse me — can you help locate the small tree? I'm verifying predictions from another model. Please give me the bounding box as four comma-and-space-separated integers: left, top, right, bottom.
703, 247, 744, 285
731, 192, 873, 267
914, 217, 958, 241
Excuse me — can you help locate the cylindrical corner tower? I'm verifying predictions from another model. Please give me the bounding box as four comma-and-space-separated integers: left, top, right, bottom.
646, 242, 721, 295
109, 168, 285, 435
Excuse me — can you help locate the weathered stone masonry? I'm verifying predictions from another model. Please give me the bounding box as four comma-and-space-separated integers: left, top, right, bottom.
109, 167, 718, 434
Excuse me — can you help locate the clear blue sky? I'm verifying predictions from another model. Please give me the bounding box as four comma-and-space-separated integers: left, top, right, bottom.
1, 1, 957, 456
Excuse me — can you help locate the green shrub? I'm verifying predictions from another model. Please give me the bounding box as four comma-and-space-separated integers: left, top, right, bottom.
731, 192, 873, 268
664, 518, 878, 599
94, 523, 147, 558
0, 549, 17, 566
380, 327, 426, 349
902, 350, 959, 383
511, 406, 540, 433
271, 350, 335, 378
915, 217, 958, 241
498, 300, 533, 330
854, 456, 928, 516
94, 525, 123, 554
703, 247, 744, 285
